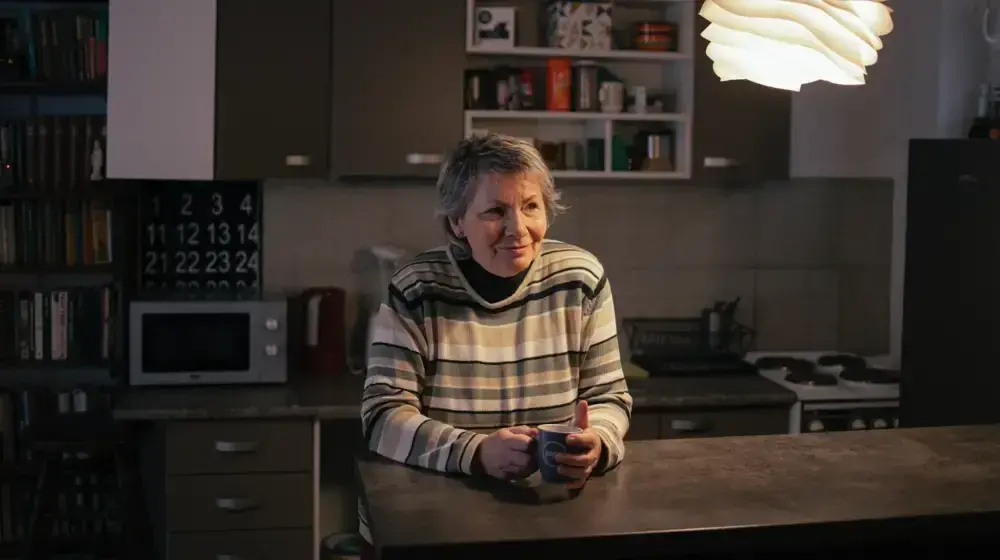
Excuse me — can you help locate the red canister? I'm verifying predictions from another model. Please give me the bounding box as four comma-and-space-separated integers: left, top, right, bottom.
546, 58, 572, 111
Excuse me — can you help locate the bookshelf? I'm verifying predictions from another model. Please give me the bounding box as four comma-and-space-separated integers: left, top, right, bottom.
0, 0, 117, 385
0, 1, 133, 557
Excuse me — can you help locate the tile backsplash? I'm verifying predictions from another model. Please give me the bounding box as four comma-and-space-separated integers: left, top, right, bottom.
263, 177, 892, 354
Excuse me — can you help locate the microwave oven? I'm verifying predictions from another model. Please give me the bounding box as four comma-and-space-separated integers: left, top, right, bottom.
128, 297, 287, 386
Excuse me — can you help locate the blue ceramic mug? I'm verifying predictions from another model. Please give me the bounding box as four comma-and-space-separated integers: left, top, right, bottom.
536, 424, 586, 483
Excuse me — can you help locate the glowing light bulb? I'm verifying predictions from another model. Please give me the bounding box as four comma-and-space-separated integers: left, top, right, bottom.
700, 0, 894, 91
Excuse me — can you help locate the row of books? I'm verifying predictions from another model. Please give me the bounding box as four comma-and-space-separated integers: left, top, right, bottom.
0, 7, 108, 84
0, 115, 108, 193
0, 200, 113, 268
0, 389, 119, 543
0, 286, 117, 364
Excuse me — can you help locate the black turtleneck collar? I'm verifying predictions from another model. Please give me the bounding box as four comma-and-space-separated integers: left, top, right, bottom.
457, 257, 530, 304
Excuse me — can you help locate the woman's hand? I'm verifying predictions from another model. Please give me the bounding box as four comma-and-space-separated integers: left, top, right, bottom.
556, 401, 603, 489
475, 425, 539, 480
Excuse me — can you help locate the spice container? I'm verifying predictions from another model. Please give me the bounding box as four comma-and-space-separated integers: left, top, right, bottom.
546, 58, 572, 111
573, 60, 600, 112
633, 21, 677, 52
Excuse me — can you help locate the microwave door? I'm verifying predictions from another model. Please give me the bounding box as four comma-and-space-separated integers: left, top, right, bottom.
140, 312, 252, 381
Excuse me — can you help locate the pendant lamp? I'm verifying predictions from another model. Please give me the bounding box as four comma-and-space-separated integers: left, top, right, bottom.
699, 0, 894, 91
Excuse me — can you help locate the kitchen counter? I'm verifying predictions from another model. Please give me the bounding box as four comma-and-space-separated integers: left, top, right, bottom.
113, 374, 794, 421
112, 375, 365, 421
626, 375, 796, 409
358, 425, 1000, 559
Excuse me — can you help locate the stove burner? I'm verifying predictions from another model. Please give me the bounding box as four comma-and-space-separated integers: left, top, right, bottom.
784, 370, 838, 386
816, 353, 867, 370
840, 367, 899, 385
755, 356, 815, 373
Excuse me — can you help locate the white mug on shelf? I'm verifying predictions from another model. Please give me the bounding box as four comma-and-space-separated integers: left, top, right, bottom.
599, 81, 624, 113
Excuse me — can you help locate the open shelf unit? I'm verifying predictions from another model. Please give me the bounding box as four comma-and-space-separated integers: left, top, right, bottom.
465, 109, 687, 123
464, 0, 696, 180
465, 44, 690, 62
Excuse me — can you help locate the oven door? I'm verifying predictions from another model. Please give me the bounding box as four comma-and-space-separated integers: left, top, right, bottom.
799, 401, 900, 433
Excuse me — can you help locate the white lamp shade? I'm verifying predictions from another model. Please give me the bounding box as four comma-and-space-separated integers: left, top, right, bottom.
700, 0, 894, 91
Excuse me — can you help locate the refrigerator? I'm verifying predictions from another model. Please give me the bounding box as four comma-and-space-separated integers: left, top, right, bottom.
901, 139, 1000, 428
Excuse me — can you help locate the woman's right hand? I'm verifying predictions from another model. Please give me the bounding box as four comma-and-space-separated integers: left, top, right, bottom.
475, 426, 539, 479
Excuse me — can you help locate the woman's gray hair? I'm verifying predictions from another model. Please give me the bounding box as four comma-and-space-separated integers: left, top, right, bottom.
435, 133, 567, 247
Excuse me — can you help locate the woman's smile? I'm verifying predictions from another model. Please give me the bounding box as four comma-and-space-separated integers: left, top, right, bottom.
497, 243, 529, 254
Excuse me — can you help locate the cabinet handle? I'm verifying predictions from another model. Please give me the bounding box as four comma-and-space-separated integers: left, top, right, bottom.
214, 440, 259, 453
215, 497, 260, 512
217, 555, 243, 560
670, 418, 712, 433
285, 154, 311, 167
703, 157, 739, 168
958, 174, 979, 183
406, 153, 444, 165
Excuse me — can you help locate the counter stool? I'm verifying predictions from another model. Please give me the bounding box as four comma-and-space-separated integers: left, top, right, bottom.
20, 414, 149, 559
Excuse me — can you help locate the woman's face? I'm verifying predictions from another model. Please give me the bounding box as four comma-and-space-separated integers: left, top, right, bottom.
452, 172, 548, 277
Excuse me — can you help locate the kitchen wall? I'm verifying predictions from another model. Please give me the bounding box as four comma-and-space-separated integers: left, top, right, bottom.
263, 177, 893, 355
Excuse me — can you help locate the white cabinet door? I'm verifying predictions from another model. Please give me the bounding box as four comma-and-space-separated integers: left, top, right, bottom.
107, 0, 217, 180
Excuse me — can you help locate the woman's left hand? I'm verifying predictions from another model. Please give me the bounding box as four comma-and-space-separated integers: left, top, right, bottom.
555, 401, 602, 489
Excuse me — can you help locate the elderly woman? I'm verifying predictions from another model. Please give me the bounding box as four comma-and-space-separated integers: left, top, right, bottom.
359, 133, 632, 543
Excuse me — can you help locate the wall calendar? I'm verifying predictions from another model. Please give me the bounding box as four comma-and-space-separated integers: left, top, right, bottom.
138, 181, 262, 298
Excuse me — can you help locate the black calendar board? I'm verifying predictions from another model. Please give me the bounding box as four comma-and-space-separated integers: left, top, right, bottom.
138, 181, 262, 299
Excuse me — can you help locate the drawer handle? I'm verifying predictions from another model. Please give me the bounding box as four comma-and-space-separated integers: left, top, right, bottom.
285, 154, 311, 167
670, 419, 712, 433
217, 556, 243, 560
703, 156, 740, 169
215, 497, 260, 512
214, 441, 259, 453
406, 153, 444, 165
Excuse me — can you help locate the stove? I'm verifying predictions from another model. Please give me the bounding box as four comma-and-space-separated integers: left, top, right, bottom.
749, 351, 900, 434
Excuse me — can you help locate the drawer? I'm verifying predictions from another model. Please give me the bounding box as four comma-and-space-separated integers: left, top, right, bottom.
166, 473, 313, 532
168, 529, 313, 560
625, 412, 660, 441
660, 407, 789, 439
167, 529, 319, 560
166, 420, 313, 475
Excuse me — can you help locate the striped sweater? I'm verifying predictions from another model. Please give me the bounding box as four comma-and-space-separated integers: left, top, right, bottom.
361, 240, 633, 476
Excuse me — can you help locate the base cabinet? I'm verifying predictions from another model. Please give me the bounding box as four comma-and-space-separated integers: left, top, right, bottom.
626, 407, 789, 440
143, 419, 320, 560
626, 413, 662, 441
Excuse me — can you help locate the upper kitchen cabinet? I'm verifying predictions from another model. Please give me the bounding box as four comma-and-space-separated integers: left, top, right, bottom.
214, 0, 331, 180
107, 0, 331, 181
691, 2, 791, 184
331, 0, 466, 179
